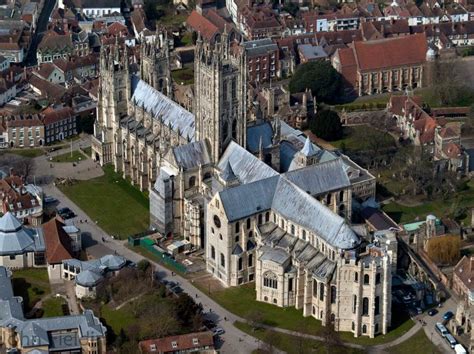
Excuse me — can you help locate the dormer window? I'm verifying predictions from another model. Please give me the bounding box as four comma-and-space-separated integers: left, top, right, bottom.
171, 341, 178, 349
192, 338, 199, 345
17, 202, 21, 208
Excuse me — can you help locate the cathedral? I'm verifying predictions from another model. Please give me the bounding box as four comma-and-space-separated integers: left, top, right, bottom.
92, 31, 395, 338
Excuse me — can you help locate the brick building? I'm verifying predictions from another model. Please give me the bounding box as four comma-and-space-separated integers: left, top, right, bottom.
332, 33, 428, 96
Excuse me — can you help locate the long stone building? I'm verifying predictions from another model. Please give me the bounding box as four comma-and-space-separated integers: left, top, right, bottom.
92, 31, 394, 338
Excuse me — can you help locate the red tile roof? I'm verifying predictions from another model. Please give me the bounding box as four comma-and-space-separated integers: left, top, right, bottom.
42, 106, 74, 125
443, 142, 462, 158
139, 332, 214, 353
43, 217, 74, 264
353, 33, 427, 72
186, 10, 219, 41
388, 95, 422, 116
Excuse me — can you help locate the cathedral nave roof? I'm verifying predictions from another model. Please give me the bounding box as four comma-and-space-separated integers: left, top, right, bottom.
131, 76, 195, 141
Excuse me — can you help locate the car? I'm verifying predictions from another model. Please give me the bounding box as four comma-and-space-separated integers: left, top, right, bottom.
57, 207, 75, 219
172, 286, 183, 294
213, 327, 225, 336
44, 196, 58, 204
416, 307, 422, 315
402, 295, 412, 303
203, 319, 216, 330
443, 311, 454, 321
428, 309, 438, 316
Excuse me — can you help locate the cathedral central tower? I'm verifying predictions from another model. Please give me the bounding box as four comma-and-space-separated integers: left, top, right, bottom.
194, 32, 247, 163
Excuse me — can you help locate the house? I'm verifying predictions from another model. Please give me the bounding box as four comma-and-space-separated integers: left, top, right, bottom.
34, 62, 66, 85
0, 212, 45, 269
0, 176, 43, 225
21, 2, 38, 30
42, 106, 77, 144
74, 0, 122, 18
238, 5, 283, 39
0, 266, 107, 353
62, 254, 127, 298
5, 114, 45, 148
297, 44, 328, 63
332, 33, 428, 96
37, 31, 74, 63
138, 331, 215, 353
43, 217, 75, 280
0, 77, 16, 106
0, 24, 26, 63
243, 38, 279, 84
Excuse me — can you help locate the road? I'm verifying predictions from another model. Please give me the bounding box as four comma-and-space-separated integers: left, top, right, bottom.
24, 0, 57, 66
40, 179, 262, 353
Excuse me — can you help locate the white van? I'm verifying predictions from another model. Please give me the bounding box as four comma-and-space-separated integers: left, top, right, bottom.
445, 333, 457, 348
435, 322, 448, 337
454, 344, 467, 354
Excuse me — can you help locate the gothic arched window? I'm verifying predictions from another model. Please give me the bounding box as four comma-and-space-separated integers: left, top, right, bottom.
263, 271, 278, 289
223, 121, 229, 142
189, 176, 196, 187
232, 119, 237, 139
362, 297, 369, 316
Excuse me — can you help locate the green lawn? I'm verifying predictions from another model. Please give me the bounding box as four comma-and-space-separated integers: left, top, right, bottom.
51, 150, 85, 163
58, 165, 149, 238
204, 283, 414, 346
83, 146, 92, 157
1, 148, 44, 158
206, 283, 322, 333
180, 32, 193, 46
388, 329, 442, 354
383, 179, 474, 224
100, 303, 136, 335
42, 297, 67, 317
235, 322, 364, 354
334, 95, 391, 111
330, 126, 396, 152
11, 268, 51, 312
172, 66, 194, 85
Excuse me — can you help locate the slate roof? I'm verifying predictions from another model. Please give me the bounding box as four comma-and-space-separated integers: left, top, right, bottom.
283, 159, 351, 195
63, 254, 126, 287
0, 213, 45, 255
0, 266, 106, 350
258, 223, 337, 279
220, 161, 238, 182
172, 141, 210, 170
247, 121, 273, 153
217, 141, 278, 184
131, 76, 195, 141
219, 175, 359, 249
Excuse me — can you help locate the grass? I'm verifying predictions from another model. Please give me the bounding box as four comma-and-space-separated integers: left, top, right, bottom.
83, 146, 92, 157
180, 32, 193, 46
204, 283, 414, 346
235, 322, 364, 354
100, 303, 136, 335
11, 268, 51, 312
206, 283, 321, 333
42, 297, 67, 317
330, 126, 396, 152
334, 94, 391, 111
1, 148, 44, 158
127, 245, 187, 275
172, 66, 194, 85
338, 305, 414, 346
58, 165, 149, 238
51, 150, 85, 163
388, 329, 442, 354
383, 179, 474, 224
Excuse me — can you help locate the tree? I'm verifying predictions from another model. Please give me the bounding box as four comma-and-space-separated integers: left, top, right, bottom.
247, 309, 264, 331
289, 61, 342, 104
137, 259, 150, 273
427, 235, 461, 265
309, 109, 343, 141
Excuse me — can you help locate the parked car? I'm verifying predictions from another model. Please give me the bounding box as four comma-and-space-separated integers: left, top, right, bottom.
428, 309, 438, 316
203, 319, 216, 330
57, 207, 75, 219
416, 307, 422, 315
443, 311, 454, 322
213, 327, 225, 336
44, 196, 58, 204
172, 286, 183, 294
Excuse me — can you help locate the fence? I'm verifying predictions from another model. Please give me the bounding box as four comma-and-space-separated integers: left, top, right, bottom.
137, 238, 188, 274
